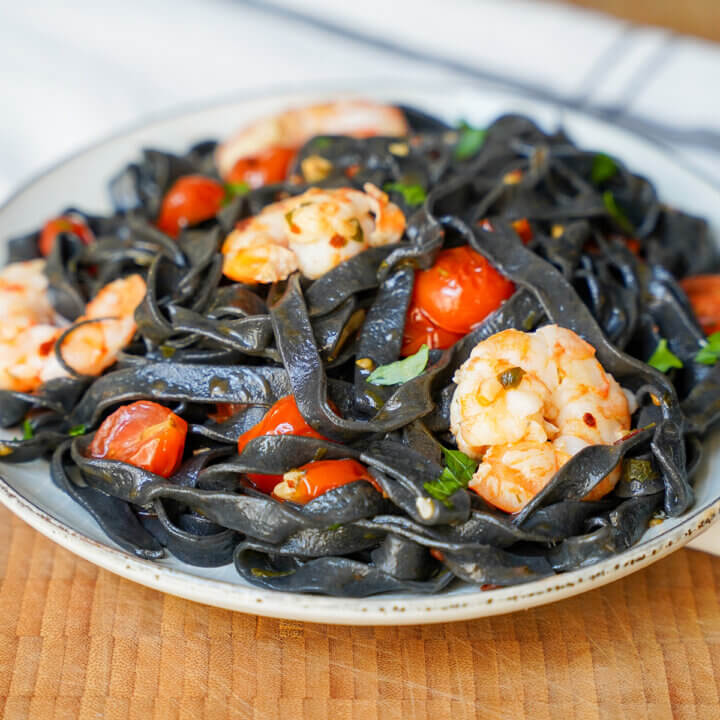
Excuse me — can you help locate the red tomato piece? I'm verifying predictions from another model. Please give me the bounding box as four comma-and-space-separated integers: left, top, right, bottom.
401, 300, 464, 357
680, 274, 720, 335
272, 459, 379, 504
236, 395, 330, 494
88, 401, 187, 478
478, 217, 533, 245
39, 215, 94, 256
226, 146, 296, 188
156, 175, 225, 238
208, 403, 245, 424
411, 246, 515, 334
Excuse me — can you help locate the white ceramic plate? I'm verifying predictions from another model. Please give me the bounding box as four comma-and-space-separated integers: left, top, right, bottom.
1, 83, 719, 625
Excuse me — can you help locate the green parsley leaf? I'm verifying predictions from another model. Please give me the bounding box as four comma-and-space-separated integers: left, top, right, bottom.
68, 424, 86, 437
22, 419, 34, 440
694, 332, 720, 365
591, 153, 618, 185
621, 458, 658, 485
603, 191, 634, 234
454, 121, 487, 160
366, 344, 429, 386
222, 181, 250, 206
497, 366, 525, 389
312, 136, 331, 150
647, 338, 683, 373
250, 568, 294, 578
423, 446, 478, 508
383, 182, 426, 206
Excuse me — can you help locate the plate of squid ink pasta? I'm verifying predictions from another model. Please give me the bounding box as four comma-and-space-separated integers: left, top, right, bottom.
2, 85, 720, 624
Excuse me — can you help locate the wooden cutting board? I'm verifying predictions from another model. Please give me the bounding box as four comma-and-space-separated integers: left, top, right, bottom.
561, 0, 720, 43
1, 505, 719, 719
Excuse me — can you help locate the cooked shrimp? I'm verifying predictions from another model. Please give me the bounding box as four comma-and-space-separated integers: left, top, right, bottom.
41, 274, 147, 381
450, 325, 632, 513
222, 183, 406, 283
0, 274, 146, 392
216, 99, 409, 178
0, 259, 58, 342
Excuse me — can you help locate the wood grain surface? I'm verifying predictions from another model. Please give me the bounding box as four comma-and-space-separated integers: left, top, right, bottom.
2, 505, 720, 719
560, 0, 720, 43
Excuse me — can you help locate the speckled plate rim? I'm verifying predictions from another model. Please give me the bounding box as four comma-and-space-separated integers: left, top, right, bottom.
1, 80, 720, 625
0, 478, 717, 625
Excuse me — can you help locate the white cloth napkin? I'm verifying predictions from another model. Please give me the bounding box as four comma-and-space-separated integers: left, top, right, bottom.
1, 0, 719, 550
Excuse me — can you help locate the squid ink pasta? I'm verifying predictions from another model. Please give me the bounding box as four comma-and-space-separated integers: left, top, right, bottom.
2, 98, 720, 597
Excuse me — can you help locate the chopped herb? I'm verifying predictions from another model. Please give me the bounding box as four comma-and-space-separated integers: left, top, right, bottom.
222, 181, 250, 206
349, 218, 364, 243
68, 424, 86, 437
159, 344, 176, 359
312, 137, 331, 149
22, 419, 33, 440
497, 366, 525, 389
591, 153, 618, 185
621, 458, 658, 485
383, 182, 426, 206
284, 209, 299, 233
327, 523, 342, 531
250, 568, 294, 578
603, 191, 634, 234
423, 446, 478, 508
454, 121, 487, 160
694, 332, 720, 365
522, 311, 538, 331
647, 338, 683, 373
367, 344, 429, 386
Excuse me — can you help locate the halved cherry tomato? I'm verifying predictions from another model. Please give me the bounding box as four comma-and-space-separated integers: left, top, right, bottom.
88, 401, 187, 478
410, 246, 515, 335
236, 395, 330, 493
401, 299, 464, 357
208, 403, 245, 424
226, 146, 296, 188
272, 459, 379, 504
478, 217, 533, 245
39, 215, 94, 256
156, 175, 225, 238
680, 274, 720, 335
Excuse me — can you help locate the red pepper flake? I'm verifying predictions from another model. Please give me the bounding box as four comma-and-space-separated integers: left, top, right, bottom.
329, 234, 347, 248
511, 218, 533, 244
38, 339, 56, 356
583, 412, 596, 427
345, 164, 360, 179
430, 549, 445, 562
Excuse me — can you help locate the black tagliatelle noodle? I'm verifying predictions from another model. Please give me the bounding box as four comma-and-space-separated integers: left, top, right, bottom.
2, 106, 720, 597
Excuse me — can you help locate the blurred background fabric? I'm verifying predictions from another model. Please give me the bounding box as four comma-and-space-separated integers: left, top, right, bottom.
2, 0, 720, 204
2, 0, 720, 551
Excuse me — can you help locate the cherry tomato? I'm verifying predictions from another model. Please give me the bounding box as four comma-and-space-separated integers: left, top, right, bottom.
478, 217, 533, 244
411, 246, 515, 334
88, 401, 187, 478
39, 215, 94, 256
401, 299, 464, 357
236, 395, 329, 493
680, 274, 720, 335
226, 146, 296, 188
273, 459, 379, 504
156, 175, 225, 238
208, 403, 245, 424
